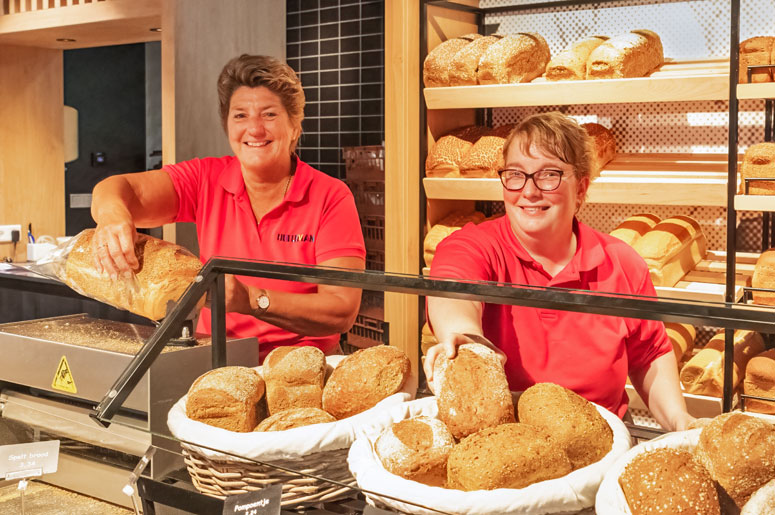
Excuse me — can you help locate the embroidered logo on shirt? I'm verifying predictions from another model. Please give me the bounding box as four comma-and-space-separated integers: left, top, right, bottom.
277, 233, 315, 243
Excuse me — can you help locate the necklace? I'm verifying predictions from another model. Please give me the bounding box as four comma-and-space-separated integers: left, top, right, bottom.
283, 174, 293, 199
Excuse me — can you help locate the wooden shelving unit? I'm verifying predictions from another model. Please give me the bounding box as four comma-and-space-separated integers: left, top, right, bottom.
737, 82, 775, 100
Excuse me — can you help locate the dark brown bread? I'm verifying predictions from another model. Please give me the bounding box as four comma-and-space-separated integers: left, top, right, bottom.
739, 36, 775, 84
740, 142, 775, 195
322, 345, 410, 419
744, 349, 775, 415
477, 33, 550, 85
425, 125, 487, 178
253, 407, 335, 432
586, 29, 664, 79
186, 366, 265, 432
582, 122, 616, 177
263, 346, 325, 415
447, 423, 572, 491
620, 448, 720, 515
753, 248, 775, 305
423, 33, 481, 87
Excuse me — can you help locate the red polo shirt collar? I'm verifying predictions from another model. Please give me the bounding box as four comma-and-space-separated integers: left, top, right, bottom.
218, 155, 312, 204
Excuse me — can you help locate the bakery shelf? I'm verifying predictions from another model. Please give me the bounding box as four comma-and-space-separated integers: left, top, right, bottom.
734, 194, 775, 211
423, 59, 730, 109
424, 153, 732, 206
626, 384, 728, 420
737, 82, 775, 100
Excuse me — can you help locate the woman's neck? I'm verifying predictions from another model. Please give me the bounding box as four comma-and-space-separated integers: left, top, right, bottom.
511, 221, 578, 277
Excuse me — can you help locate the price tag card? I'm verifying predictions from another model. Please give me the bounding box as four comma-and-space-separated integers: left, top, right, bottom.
222, 484, 281, 515
0, 440, 60, 480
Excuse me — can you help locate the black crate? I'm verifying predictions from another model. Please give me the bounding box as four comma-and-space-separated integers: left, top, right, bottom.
366, 248, 385, 271
361, 214, 385, 246
347, 312, 388, 349
343, 145, 384, 181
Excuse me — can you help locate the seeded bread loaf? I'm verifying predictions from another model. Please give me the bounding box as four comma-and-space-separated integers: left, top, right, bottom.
476, 32, 550, 85
546, 35, 609, 81
425, 125, 487, 178
631, 215, 707, 287
740, 142, 775, 195
586, 29, 664, 79
739, 36, 775, 84
263, 346, 325, 415
424, 33, 481, 87
448, 35, 503, 86
741, 478, 775, 514
186, 366, 265, 432
253, 407, 335, 432
459, 124, 515, 178
609, 213, 661, 247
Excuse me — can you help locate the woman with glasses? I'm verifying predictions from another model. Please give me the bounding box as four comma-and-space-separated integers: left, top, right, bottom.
423, 111, 693, 431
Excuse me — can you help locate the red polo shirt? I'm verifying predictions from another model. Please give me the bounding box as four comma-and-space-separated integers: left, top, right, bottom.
165, 156, 365, 356
429, 215, 671, 417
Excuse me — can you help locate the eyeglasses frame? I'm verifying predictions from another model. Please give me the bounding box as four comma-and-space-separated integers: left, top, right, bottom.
497, 168, 566, 192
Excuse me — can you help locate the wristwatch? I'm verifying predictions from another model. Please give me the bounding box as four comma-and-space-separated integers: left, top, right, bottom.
255, 288, 270, 316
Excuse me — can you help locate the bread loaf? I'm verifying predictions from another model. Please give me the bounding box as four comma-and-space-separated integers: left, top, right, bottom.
619, 448, 720, 515
752, 248, 775, 305
665, 322, 696, 362
448, 35, 503, 86
322, 345, 410, 419
609, 213, 661, 247
425, 125, 486, 178
420, 322, 438, 356
744, 349, 775, 414
459, 124, 514, 178
582, 122, 616, 177
446, 423, 572, 491
375, 416, 455, 487
740, 142, 775, 195
546, 35, 609, 81
631, 215, 707, 287
186, 366, 265, 432
62, 230, 203, 321
586, 29, 664, 79
696, 412, 775, 508
741, 478, 775, 514
263, 346, 325, 415
517, 383, 612, 470
423, 210, 486, 267
739, 36, 775, 84
679, 330, 765, 397
253, 407, 335, 432
423, 33, 481, 87
434, 343, 515, 440
476, 32, 550, 85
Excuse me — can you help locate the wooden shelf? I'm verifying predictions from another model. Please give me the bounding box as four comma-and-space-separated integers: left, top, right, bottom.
737, 83, 775, 100
424, 153, 733, 206
734, 195, 775, 211
424, 59, 730, 109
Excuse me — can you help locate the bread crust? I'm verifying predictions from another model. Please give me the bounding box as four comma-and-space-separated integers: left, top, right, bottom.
744, 349, 775, 414
546, 35, 608, 81
448, 35, 503, 86
586, 29, 664, 79
752, 248, 775, 305
253, 407, 335, 432
740, 142, 775, 195
476, 33, 550, 85
186, 366, 265, 432
582, 122, 616, 177
423, 33, 481, 87
739, 36, 775, 84
263, 346, 326, 415
425, 125, 487, 178
631, 215, 707, 287
458, 124, 514, 178
609, 213, 661, 247
665, 322, 696, 362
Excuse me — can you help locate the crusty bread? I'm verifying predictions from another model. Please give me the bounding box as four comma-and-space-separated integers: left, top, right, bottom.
253, 407, 335, 432
517, 382, 612, 470
586, 29, 664, 79
375, 416, 455, 487
741, 478, 775, 514
546, 35, 609, 81
263, 346, 325, 415
425, 125, 487, 178
322, 345, 410, 419
434, 343, 515, 440
447, 423, 572, 491
582, 122, 616, 177
752, 248, 775, 305
476, 32, 550, 85
631, 215, 707, 287
619, 448, 720, 515
448, 35, 503, 86
739, 36, 775, 84
680, 330, 765, 397
62, 229, 203, 320
740, 142, 775, 195
665, 322, 696, 362
459, 124, 515, 178
696, 412, 775, 508
186, 366, 265, 432
423, 33, 481, 87
744, 349, 775, 415
609, 213, 661, 247
423, 210, 486, 267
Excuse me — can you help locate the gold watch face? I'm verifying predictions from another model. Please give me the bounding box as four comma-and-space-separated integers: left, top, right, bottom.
257, 294, 270, 310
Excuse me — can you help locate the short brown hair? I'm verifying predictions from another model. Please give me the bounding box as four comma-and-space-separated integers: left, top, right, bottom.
217, 54, 305, 152
502, 111, 593, 182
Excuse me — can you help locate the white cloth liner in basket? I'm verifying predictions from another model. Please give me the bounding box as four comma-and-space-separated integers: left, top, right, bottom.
347, 396, 632, 515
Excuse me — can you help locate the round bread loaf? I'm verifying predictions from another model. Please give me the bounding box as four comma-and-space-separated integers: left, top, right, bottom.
447, 423, 572, 491
186, 366, 265, 432
375, 416, 455, 487
741, 477, 775, 514
619, 448, 720, 515
696, 412, 775, 508
263, 346, 325, 415
253, 407, 335, 432
517, 382, 613, 470
322, 345, 410, 420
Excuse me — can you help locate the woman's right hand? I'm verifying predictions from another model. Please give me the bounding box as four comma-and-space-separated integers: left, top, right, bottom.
92, 218, 139, 279
423, 333, 506, 393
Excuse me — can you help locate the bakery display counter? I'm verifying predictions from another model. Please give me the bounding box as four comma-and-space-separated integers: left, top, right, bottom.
423, 58, 729, 109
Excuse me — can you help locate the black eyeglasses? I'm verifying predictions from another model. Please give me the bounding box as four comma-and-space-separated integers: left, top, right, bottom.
497, 168, 565, 192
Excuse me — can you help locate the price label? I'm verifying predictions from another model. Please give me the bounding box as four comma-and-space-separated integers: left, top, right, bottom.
0, 440, 59, 480
222, 484, 281, 515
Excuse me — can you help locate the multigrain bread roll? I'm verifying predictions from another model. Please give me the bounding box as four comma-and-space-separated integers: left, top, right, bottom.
609, 213, 661, 247
62, 230, 203, 321
665, 322, 696, 362
631, 215, 707, 287
322, 345, 410, 419
459, 124, 515, 178
476, 32, 550, 85
423, 210, 486, 267
186, 366, 265, 432
739, 36, 775, 84
448, 35, 503, 86
425, 125, 487, 178
619, 448, 720, 515
586, 29, 664, 79
263, 346, 325, 415
740, 142, 775, 195
744, 349, 775, 414
741, 478, 775, 514
752, 248, 775, 305
517, 383, 613, 470
696, 412, 775, 508
546, 35, 609, 81
423, 33, 481, 87
375, 416, 455, 487
582, 122, 616, 176
446, 423, 572, 491
434, 343, 515, 440
679, 330, 765, 397
253, 407, 335, 432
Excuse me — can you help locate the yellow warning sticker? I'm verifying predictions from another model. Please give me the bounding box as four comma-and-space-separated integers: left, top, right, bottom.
52, 356, 77, 394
